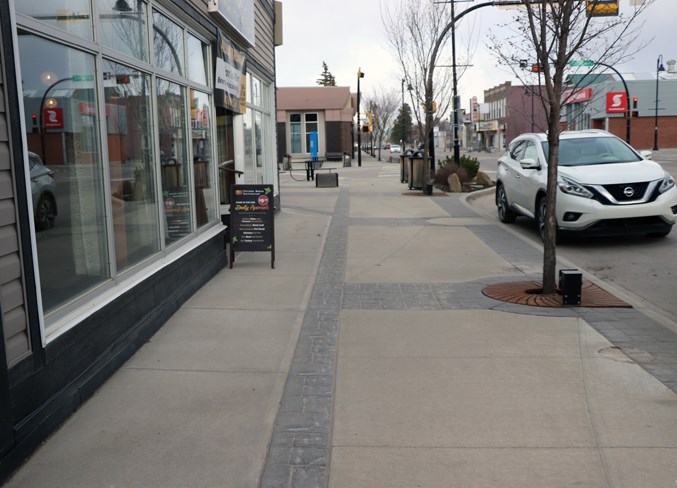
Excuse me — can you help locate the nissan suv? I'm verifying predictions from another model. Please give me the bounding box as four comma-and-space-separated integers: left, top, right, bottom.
495, 130, 677, 239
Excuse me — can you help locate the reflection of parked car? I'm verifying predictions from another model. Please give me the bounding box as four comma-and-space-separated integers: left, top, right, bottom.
29, 151, 57, 230
495, 130, 677, 239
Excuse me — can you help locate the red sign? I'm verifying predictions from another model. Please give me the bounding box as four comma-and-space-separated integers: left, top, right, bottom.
43, 108, 64, 129
562, 87, 593, 105
606, 92, 627, 113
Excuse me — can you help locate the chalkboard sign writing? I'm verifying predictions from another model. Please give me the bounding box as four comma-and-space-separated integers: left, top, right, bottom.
230, 184, 274, 268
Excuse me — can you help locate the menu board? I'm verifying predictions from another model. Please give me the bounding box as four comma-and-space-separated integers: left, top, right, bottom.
164, 190, 192, 240
229, 184, 275, 268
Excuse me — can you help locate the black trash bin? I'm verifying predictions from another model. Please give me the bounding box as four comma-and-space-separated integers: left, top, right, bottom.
408, 151, 426, 190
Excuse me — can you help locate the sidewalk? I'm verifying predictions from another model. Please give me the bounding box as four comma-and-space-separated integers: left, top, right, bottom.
5, 153, 677, 487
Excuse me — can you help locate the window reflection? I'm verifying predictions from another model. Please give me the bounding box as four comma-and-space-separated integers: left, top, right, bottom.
19, 33, 109, 312
157, 79, 192, 243
16, 0, 93, 40
153, 11, 184, 76
103, 60, 160, 270
216, 109, 234, 206
190, 90, 215, 227
187, 34, 208, 86
98, 0, 149, 62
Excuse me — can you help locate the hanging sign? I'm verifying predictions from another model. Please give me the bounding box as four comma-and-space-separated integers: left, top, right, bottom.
215, 30, 247, 113
229, 184, 275, 268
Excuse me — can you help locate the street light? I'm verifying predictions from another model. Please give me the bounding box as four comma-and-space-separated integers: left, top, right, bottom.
653, 55, 665, 151
357, 68, 364, 167
401, 78, 406, 150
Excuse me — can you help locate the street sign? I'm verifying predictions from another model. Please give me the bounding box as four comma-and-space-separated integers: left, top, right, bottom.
586, 0, 619, 17
569, 60, 595, 67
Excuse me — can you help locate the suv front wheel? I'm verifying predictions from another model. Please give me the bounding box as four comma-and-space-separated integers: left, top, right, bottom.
536, 196, 556, 242
496, 185, 517, 223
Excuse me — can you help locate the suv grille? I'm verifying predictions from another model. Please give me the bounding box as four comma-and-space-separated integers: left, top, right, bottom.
604, 182, 649, 201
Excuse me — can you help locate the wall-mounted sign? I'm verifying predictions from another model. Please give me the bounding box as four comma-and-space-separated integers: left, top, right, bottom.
606, 92, 627, 113
562, 87, 593, 105
215, 31, 247, 114
230, 184, 275, 268
208, 0, 255, 47
43, 108, 63, 129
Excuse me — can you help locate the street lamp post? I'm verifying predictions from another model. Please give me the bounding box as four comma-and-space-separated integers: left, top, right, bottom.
357, 68, 364, 167
653, 55, 665, 151
401, 78, 405, 150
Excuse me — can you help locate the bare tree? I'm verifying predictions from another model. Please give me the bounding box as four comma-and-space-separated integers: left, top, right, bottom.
382, 0, 457, 180
488, 0, 653, 294
364, 87, 400, 161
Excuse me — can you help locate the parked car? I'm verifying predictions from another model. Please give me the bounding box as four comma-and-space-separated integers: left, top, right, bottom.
29, 151, 57, 230
390, 144, 401, 153
495, 130, 677, 239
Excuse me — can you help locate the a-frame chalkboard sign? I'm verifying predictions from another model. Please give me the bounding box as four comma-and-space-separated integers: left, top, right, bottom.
229, 184, 275, 269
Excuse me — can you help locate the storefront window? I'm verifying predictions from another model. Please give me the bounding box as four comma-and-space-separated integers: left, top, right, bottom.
152, 10, 184, 76
16, 0, 93, 40
243, 109, 254, 181
19, 33, 109, 312
103, 60, 160, 270
190, 90, 215, 226
98, 0, 149, 62
157, 78, 192, 244
187, 34, 208, 86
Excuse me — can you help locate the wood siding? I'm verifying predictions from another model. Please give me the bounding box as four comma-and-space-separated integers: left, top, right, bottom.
0, 35, 29, 367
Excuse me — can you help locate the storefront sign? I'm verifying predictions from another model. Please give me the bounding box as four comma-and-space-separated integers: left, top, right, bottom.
215, 31, 247, 114
606, 92, 627, 113
208, 0, 255, 47
477, 120, 498, 132
230, 184, 275, 268
562, 87, 593, 105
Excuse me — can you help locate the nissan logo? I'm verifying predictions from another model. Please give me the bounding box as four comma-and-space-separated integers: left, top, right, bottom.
623, 186, 635, 198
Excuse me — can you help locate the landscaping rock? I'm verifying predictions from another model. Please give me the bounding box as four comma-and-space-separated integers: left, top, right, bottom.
476, 171, 495, 187
448, 173, 462, 192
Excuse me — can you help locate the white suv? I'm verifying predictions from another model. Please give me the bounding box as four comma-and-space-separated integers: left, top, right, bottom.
495, 130, 677, 238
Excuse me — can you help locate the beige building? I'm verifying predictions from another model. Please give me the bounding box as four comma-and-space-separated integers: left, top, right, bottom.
277, 86, 356, 162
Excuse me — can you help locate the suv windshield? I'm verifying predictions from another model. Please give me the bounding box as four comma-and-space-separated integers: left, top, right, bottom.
542, 137, 642, 167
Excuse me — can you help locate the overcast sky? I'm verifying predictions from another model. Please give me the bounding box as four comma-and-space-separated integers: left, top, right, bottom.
275, 0, 674, 112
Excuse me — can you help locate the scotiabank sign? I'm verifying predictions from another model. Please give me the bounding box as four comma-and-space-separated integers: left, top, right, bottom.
606, 92, 627, 113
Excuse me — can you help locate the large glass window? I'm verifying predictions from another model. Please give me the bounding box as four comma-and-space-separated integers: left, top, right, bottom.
16, 0, 93, 40
98, 0, 149, 62
305, 113, 318, 152
157, 79, 192, 244
190, 90, 215, 226
103, 60, 160, 270
19, 33, 109, 312
152, 10, 184, 76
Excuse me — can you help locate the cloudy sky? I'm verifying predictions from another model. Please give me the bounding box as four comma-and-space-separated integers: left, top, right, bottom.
275, 0, 674, 113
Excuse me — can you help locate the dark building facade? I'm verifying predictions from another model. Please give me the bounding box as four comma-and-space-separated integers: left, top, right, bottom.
0, 0, 280, 481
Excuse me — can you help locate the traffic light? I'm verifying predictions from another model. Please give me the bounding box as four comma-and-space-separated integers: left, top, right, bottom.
531, 64, 544, 73
632, 97, 638, 109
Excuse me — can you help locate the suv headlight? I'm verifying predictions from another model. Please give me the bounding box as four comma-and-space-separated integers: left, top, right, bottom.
658, 173, 675, 194
558, 176, 593, 199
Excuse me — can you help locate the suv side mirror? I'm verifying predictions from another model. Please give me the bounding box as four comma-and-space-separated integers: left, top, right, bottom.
640, 150, 652, 160
519, 158, 540, 169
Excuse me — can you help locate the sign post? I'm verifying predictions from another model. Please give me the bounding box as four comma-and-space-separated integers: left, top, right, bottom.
229, 184, 275, 269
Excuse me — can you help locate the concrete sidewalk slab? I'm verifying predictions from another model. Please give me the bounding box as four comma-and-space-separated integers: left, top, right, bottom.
329, 447, 609, 488
349, 196, 448, 219
4, 368, 283, 488
345, 226, 517, 283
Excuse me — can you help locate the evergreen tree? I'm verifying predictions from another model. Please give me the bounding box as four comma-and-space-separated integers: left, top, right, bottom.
391, 103, 413, 146
316, 61, 336, 86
